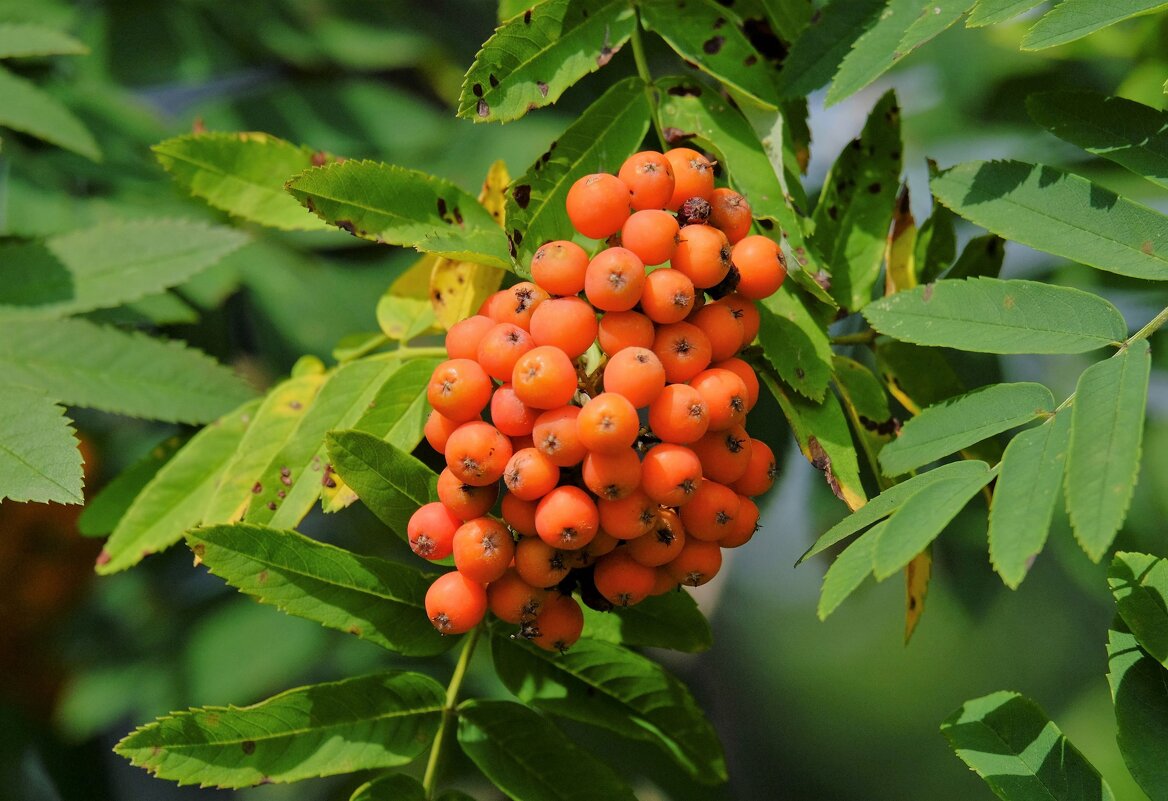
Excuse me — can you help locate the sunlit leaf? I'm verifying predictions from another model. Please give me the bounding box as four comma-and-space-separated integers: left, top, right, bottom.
774, 0, 884, 99
0, 384, 81, 504
325, 431, 438, 538
1022, 0, 1168, 50
78, 435, 186, 536
817, 521, 881, 619
758, 285, 833, 401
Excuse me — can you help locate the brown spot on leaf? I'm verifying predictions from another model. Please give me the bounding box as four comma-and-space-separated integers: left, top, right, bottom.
667, 84, 702, 97
808, 436, 845, 502
336, 220, 357, 236
1142, 240, 1155, 255
477, 99, 490, 118
703, 36, 725, 54
537, 81, 549, 97
472, 83, 483, 98
311, 151, 328, 167
489, 73, 499, 88
513, 184, 531, 209
437, 197, 447, 218
257, 570, 268, 584
867, 182, 882, 194
242, 741, 256, 755
1003, 294, 1015, 310
524, 8, 532, 23
744, 54, 758, 66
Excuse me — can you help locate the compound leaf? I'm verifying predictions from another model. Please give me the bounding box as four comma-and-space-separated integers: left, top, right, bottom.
0, 384, 82, 505
78, 435, 186, 536
1022, 0, 1168, 50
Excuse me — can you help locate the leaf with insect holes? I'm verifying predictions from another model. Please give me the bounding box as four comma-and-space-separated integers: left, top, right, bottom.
758, 285, 833, 401
580, 591, 712, 652
1109, 552, 1168, 668
0, 65, 100, 160
931, 160, 1168, 281
0, 23, 86, 58
0, 384, 82, 505
286, 160, 512, 268
458, 0, 635, 123
1107, 625, 1168, 801
114, 672, 444, 789
1022, 0, 1168, 49
187, 524, 451, 656
325, 431, 438, 538
504, 77, 649, 271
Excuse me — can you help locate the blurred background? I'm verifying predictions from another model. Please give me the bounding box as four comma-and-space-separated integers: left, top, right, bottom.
1, 1, 1165, 799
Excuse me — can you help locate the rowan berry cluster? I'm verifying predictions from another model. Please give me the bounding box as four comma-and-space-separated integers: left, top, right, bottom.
415, 147, 784, 652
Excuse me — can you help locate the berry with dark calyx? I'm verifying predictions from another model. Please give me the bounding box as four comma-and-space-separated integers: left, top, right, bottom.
535, 485, 599, 550
452, 517, 515, 583
437, 468, 498, 520
676, 196, 712, 227
426, 571, 487, 635
488, 568, 547, 624
515, 536, 571, 588
524, 592, 584, 652
444, 421, 513, 487
407, 502, 462, 560
708, 188, 752, 244
627, 507, 687, 567
665, 538, 722, 587
679, 479, 740, 541
593, 550, 657, 607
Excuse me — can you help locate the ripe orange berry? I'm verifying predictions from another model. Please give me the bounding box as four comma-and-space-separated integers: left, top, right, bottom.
566, 173, 631, 239
503, 447, 560, 501
425, 409, 462, 452
593, 550, 657, 607
640, 268, 696, 325
489, 282, 549, 330
647, 384, 710, 444
577, 392, 640, 453
426, 571, 487, 634
598, 310, 655, 355
598, 488, 658, 540
478, 289, 510, 319
511, 434, 536, 452
712, 357, 760, 411
664, 148, 715, 211
620, 209, 679, 266
581, 447, 642, 500
665, 538, 722, 586
690, 303, 744, 362
672, 224, 731, 289
512, 345, 578, 409
627, 508, 686, 567
690, 424, 752, 484
532, 405, 587, 467
603, 347, 666, 408
618, 151, 676, 211
488, 568, 547, 624
730, 235, 787, 300
708, 188, 752, 244
649, 566, 679, 595
501, 492, 539, 537
490, 383, 537, 437
720, 495, 759, 548
584, 247, 646, 312
716, 294, 761, 347
437, 467, 498, 520
445, 315, 495, 360
640, 443, 703, 506
427, 359, 494, 423
679, 479, 740, 541
576, 528, 620, 564
690, 368, 749, 431
526, 592, 584, 652
529, 296, 597, 359
652, 321, 712, 383
535, 485, 599, 551
444, 421, 513, 487
530, 240, 589, 296
407, 502, 462, 560
476, 323, 535, 382
514, 537, 571, 588
732, 438, 777, 497
453, 517, 515, 583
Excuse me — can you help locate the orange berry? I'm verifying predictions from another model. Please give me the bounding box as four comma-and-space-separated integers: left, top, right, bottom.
445, 315, 495, 360
566, 173, 631, 239
652, 321, 712, 384
690, 303, 744, 362
577, 392, 640, 453
426, 571, 487, 634
627, 508, 686, 567
720, 495, 759, 548
679, 479, 740, 541
526, 592, 583, 651
584, 247, 646, 312
478, 289, 509, 319
428, 358, 493, 423
437, 467, 499, 520
477, 323, 535, 382
512, 345, 578, 409
488, 568, 547, 623
532, 405, 587, 467
603, 347, 666, 408
690, 368, 749, 431
620, 209, 679, 266
593, 550, 657, 607
647, 383, 710, 444
581, 447, 642, 500
665, 538, 722, 586
501, 492, 539, 537
598, 310, 655, 355
425, 409, 462, 452
618, 151, 676, 211
716, 294, 760, 347
690, 424, 752, 484
490, 281, 549, 330
514, 537, 571, 588
649, 566, 679, 595
712, 357, 760, 411
732, 438, 777, 497
407, 501, 462, 560
490, 383, 538, 437
672, 224, 731, 289
664, 148, 715, 211
530, 240, 589, 296
640, 443, 703, 506
708, 188, 752, 244
453, 517, 515, 584
535, 485, 599, 551
576, 529, 620, 564
444, 421, 513, 487
640, 268, 696, 325
503, 447, 561, 501
730, 235, 787, 299
529, 296, 597, 359
597, 488, 658, 540
511, 434, 536, 452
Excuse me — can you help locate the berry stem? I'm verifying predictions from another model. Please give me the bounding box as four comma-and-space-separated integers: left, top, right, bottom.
421, 623, 482, 799
630, 14, 668, 151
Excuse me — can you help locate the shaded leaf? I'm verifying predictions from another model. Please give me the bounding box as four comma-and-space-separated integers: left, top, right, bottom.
458, 0, 635, 123
941, 691, 1115, 801
187, 524, 451, 656
1109, 552, 1168, 668
349, 773, 425, 801
581, 590, 712, 652
967, 0, 1045, 27
930, 160, 1168, 282
1065, 341, 1151, 561
115, 672, 445, 789
457, 700, 638, 801
832, 354, 897, 478
0, 23, 86, 58
876, 340, 967, 415
914, 203, 958, 283
864, 278, 1128, 354
153, 132, 334, 231
773, 0, 884, 99
1022, 0, 1168, 50
325, 430, 438, 538
0, 384, 81, 504
1107, 625, 1168, 800
78, 434, 186, 537
758, 285, 833, 401
0, 64, 100, 160
944, 234, 1005, 280
988, 413, 1071, 589
817, 520, 882, 620
760, 0, 815, 42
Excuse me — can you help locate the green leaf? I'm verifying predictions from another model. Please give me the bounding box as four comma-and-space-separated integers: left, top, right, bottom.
115, 671, 445, 789
492, 635, 726, 782
930, 160, 1168, 282
1065, 341, 1151, 562
325, 431, 438, 537
879, 382, 1054, 476
0, 220, 248, 320
758, 285, 833, 401
1027, 91, 1168, 192
0, 64, 100, 160
202, 373, 326, 524
988, 413, 1071, 589
941, 691, 1115, 801
78, 434, 187, 536
773, 0, 884, 99
349, 773, 426, 801
1109, 552, 1168, 668
832, 355, 897, 477
863, 278, 1128, 354
377, 296, 435, 342
967, 0, 1044, 27
827, 0, 972, 106
810, 90, 903, 311
457, 699, 639, 801
187, 524, 451, 656
505, 77, 649, 269
286, 160, 512, 268
153, 133, 334, 231
1107, 625, 1168, 800
760, 0, 814, 41
817, 520, 883, 620
1022, 0, 1168, 49
872, 463, 993, 579
581, 589, 712, 652
97, 399, 260, 575
915, 204, 958, 283
799, 460, 990, 562
0, 23, 87, 57
458, 0, 635, 123
944, 234, 1005, 281
640, 0, 778, 108
0, 384, 81, 504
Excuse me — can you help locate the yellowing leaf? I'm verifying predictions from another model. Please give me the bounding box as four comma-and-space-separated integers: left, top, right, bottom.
885, 184, 918, 295
905, 549, 932, 643
389, 252, 439, 300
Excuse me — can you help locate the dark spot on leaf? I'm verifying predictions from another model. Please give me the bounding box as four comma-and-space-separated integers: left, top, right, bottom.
336, 220, 357, 236
242, 741, 256, 755
251, 481, 262, 494
683, 59, 699, 70
513, 229, 523, 246
477, 99, 490, 117
524, 8, 532, 23
890, 150, 901, 160
867, 182, 881, 193
795, 367, 805, 379
489, 73, 499, 88
813, 270, 832, 291
311, 151, 328, 167
598, 45, 617, 66
289, 400, 302, 410
714, 17, 726, 28
257, 570, 269, 584
453, 206, 463, 225
742, 16, 785, 62
758, 218, 774, 230
663, 127, 696, 145
266, 501, 277, 510
667, 84, 701, 97
472, 83, 483, 98
437, 197, 447, 218
703, 36, 725, 54
808, 437, 845, 502
744, 54, 758, 66
1142, 240, 1155, 255
277, 490, 286, 499
827, 205, 838, 220
349, 625, 363, 636
513, 184, 531, 209
537, 81, 549, 97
